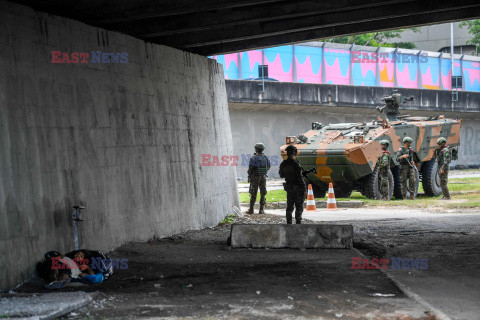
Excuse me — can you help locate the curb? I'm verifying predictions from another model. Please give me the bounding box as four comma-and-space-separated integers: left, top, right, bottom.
41, 292, 95, 319
240, 201, 364, 209
352, 248, 452, 320
0, 291, 96, 320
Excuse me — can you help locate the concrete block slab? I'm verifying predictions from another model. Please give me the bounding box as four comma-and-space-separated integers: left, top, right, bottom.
245, 201, 364, 209
230, 224, 353, 249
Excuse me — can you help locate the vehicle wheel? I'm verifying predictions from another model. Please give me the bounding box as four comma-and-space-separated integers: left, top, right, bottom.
333, 186, 352, 198
363, 165, 394, 200
311, 184, 327, 198
422, 159, 442, 197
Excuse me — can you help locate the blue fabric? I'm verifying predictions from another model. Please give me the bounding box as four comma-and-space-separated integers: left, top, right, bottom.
82, 273, 104, 283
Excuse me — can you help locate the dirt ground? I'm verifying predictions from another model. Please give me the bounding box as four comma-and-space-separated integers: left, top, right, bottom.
351, 209, 480, 320
17, 214, 443, 320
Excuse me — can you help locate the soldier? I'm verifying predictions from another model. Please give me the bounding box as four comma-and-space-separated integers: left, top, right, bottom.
436, 137, 451, 200
377, 140, 394, 200
396, 137, 419, 200
279, 145, 306, 224
246, 143, 271, 215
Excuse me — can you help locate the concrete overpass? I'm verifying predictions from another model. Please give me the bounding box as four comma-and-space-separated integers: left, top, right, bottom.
8, 0, 480, 55
226, 80, 480, 179
1, 0, 480, 290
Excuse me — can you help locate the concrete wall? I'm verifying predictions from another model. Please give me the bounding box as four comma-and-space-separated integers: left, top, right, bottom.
397, 22, 475, 54
230, 109, 480, 179
459, 120, 480, 166
0, 1, 238, 290
212, 43, 480, 92
230, 110, 371, 179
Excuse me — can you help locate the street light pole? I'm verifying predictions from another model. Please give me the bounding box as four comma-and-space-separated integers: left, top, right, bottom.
451, 23, 457, 106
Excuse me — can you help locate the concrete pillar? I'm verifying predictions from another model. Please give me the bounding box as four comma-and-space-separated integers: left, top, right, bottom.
439, 53, 444, 90
375, 47, 381, 87
292, 45, 297, 83
349, 44, 354, 86
238, 52, 242, 79
0, 1, 238, 290
393, 48, 398, 88
321, 43, 326, 84
417, 51, 422, 89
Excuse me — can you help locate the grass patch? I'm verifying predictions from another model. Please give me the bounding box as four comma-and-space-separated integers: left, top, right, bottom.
239, 189, 288, 203
239, 177, 480, 209
219, 214, 237, 225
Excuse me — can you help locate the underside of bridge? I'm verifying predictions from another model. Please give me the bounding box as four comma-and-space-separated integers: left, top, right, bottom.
9, 0, 480, 55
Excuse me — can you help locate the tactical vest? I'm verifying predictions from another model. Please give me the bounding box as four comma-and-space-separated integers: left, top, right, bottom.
397, 147, 414, 165
280, 159, 302, 185
251, 154, 269, 176
378, 151, 391, 172
437, 146, 451, 168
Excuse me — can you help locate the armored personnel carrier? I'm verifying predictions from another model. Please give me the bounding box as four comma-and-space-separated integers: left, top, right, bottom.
280, 92, 461, 199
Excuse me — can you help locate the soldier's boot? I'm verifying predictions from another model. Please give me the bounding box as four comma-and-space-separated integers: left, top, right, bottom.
246, 197, 256, 215
258, 196, 266, 214
286, 209, 293, 224
258, 205, 265, 215
246, 203, 255, 214
442, 185, 451, 200
295, 205, 303, 225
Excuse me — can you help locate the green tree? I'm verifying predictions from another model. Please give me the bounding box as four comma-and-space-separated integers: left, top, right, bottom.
326, 28, 420, 49
460, 20, 480, 55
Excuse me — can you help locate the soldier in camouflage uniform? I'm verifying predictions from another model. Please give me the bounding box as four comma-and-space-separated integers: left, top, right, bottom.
396, 137, 419, 200
279, 145, 306, 224
436, 137, 451, 200
247, 143, 271, 215
377, 140, 394, 200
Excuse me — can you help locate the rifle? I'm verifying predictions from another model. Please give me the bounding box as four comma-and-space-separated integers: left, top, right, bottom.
302, 167, 317, 177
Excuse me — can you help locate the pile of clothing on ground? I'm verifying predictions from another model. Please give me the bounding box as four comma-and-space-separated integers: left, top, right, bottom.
36, 250, 113, 289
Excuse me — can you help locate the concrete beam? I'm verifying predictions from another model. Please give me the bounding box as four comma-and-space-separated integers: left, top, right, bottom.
7, 0, 480, 55
230, 224, 354, 249
11, 0, 284, 22
226, 80, 480, 119
193, 6, 480, 54
118, 0, 411, 38
156, 0, 480, 50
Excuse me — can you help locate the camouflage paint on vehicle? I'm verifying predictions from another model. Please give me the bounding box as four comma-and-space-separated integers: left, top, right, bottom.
280, 117, 462, 188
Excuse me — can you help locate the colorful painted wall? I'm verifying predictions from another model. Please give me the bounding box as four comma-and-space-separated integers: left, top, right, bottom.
210, 44, 480, 92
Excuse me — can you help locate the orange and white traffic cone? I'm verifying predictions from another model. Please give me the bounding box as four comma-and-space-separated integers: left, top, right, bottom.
305, 184, 317, 212
326, 183, 338, 210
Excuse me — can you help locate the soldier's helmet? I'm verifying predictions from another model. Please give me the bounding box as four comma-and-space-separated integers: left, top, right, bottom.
437, 137, 447, 145
380, 140, 390, 146
254, 143, 265, 152
403, 137, 413, 143
285, 145, 298, 156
